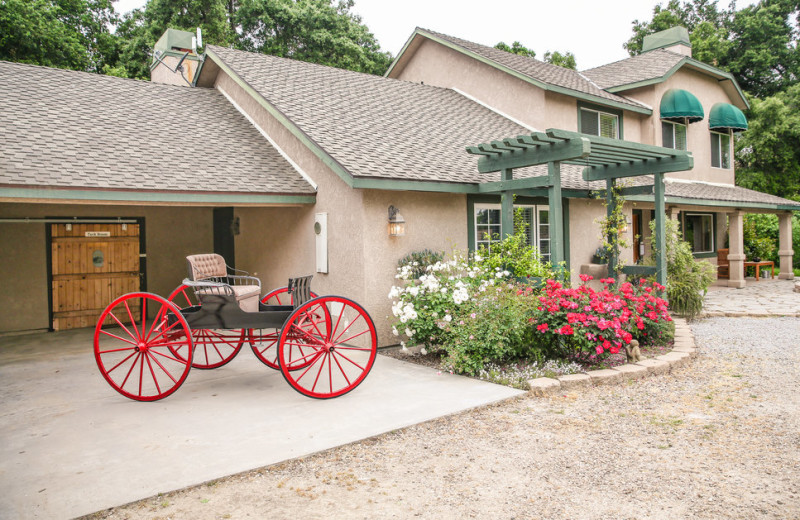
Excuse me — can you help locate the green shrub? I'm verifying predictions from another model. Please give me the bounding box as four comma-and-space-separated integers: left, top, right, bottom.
646, 219, 715, 320
397, 249, 445, 279
474, 209, 554, 278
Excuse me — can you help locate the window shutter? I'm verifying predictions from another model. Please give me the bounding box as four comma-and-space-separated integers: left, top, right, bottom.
580, 109, 599, 136
600, 113, 618, 138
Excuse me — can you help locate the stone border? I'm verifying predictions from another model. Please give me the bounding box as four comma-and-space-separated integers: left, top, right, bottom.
528, 318, 696, 396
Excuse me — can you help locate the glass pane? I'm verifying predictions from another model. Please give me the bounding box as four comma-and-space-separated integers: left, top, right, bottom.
675, 123, 687, 150
476, 209, 489, 225
580, 109, 599, 136
488, 209, 501, 225
539, 241, 550, 254
514, 207, 534, 246
661, 121, 674, 148
721, 133, 730, 169
477, 225, 490, 240
600, 113, 618, 138
538, 210, 549, 224
684, 214, 714, 253
711, 133, 721, 168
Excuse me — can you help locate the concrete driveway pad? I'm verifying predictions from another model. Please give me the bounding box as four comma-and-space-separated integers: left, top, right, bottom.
0, 329, 523, 519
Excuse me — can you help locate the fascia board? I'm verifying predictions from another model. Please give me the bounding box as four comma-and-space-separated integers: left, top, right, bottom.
384, 30, 422, 77
204, 48, 357, 188
0, 187, 317, 205
415, 30, 651, 115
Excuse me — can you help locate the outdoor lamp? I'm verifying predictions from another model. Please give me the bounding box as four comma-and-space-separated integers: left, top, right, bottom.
388, 205, 406, 236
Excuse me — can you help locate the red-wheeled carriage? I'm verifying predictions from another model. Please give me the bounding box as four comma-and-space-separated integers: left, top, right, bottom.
93, 254, 377, 401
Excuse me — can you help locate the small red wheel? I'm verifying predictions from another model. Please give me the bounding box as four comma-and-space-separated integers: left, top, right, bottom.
251, 286, 319, 369
278, 296, 377, 399
167, 284, 244, 369
94, 292, 193, 401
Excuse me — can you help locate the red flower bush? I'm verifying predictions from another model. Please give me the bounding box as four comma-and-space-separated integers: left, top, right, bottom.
530, 276, 671, 360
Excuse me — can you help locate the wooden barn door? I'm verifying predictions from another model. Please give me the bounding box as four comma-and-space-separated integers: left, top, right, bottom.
50, 223, 140, 330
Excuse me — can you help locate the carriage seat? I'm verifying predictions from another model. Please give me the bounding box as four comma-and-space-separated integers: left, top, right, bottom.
185, 254, 261, 312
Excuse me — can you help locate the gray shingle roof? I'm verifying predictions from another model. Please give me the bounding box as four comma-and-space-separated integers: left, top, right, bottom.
663, 180, 800, 208
414, 29, 648, 111
207, 45, 540, 184
581, 49, 686, 90
0, 60, 314, 195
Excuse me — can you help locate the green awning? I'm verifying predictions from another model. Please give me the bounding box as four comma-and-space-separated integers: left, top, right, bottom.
660, 89, 704, 123
709, 103, 748, 131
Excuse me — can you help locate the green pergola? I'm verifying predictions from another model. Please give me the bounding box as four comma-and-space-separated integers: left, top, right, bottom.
466, 129, 694, 285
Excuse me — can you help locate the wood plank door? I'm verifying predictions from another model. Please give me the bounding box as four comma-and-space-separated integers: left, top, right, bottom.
51, 223, 140, 330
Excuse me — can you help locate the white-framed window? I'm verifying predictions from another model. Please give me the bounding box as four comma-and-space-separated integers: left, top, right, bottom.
580, 108, 619, 139
474, 204, 550, 262
710, 131, 731, 169
683, 213, 714, 253
662, 120, 687, 150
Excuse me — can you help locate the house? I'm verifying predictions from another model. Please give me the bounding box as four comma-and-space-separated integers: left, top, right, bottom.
1, 26, 797, 342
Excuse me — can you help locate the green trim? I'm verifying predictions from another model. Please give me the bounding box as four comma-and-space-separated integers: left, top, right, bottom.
584, 153, 694, 181
475, 137, 590, 173
577, 101, 624, 139
563, 198, 570, 273
618, 185, 654, 196
350, 177, 477, 193
384, 30, 418, 77
205, 48, 357, 188
407, 29, 651, 115
692, 252, 717, 259
622, 265, 658, 276
0, 188, 316, 205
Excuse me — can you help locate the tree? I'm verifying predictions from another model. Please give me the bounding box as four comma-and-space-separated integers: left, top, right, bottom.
494, 41, 536, 58
543, 50, 577, 70
0, 0, 117, 72
735, 84, 800, 200
235, 0, 392, 75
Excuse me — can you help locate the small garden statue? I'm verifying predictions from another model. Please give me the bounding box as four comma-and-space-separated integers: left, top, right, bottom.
625, 339, 641, 363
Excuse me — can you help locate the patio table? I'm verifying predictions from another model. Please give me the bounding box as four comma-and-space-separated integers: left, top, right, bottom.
743, 260, 775, 281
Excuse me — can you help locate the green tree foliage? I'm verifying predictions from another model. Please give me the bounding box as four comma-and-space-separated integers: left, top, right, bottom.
543, 50, 577, 70
494, 41, 536, 58
735, 84, 800, 200
235, 0, 391, 75
0, 0, 117, 72
625, 0, 799, 98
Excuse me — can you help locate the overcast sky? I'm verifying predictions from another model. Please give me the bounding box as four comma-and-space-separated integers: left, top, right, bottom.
113, 0, 743, 70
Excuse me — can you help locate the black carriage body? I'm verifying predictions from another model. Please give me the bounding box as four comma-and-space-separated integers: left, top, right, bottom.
176, 294, 294, 330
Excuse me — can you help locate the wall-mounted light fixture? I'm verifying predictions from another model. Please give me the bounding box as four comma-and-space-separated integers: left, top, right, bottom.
388, 205, 406, 236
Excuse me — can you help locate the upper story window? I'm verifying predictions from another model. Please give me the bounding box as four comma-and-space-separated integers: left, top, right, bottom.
580, 108, 619, 139
710, 131, 731, 169
662, 120, 687, 150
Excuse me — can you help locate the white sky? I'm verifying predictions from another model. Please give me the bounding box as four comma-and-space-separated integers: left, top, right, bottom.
113, 0, 742, 70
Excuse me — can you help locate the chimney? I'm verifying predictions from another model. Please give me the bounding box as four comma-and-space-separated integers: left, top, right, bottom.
150, 28, 204, 86
642, 27, 692, 57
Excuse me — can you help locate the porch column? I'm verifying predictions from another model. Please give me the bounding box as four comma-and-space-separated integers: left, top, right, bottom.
668, 206, 681, 220
500, 168, 514, 239
548, 161, 564, 267
778, 212, 795, 280
727, 210, 746, 288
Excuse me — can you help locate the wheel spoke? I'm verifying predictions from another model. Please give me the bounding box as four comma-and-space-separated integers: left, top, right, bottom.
331, 314, 363, 345
332, 327, 371, 347
332, 349, 366, 371
99, 329, 137, 346
124, 300, 141, 341
150, 348, 190, 364
120, 352, 141, 389
147, 351, 180, 385
144, 351, 162, 395
106, 311, 138, 343
331, 351, 352, 386
144, 303, 168, 343
105, 350, 138, 375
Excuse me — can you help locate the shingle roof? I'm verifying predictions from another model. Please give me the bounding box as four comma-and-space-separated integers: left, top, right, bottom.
581, 49, 688, 90
413, 29, 649, 111
0, 60, 314, 195
207, 45, 541, 185
663, 180, 800, 208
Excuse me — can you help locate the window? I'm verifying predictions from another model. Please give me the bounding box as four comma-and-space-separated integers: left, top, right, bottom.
683, 213, 714, 253
662, 121, 687, 150
711, 131, 731, 169
474, 204, 550, 262
580, 108, 618, 138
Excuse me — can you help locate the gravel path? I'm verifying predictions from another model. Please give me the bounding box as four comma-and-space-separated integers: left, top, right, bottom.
84, 317, 800, 520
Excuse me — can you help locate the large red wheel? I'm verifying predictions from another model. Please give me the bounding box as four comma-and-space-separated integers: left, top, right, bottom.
167, 284, 244, 369
251, 286, 319, 369
278, 296, 377, 399
94, 292, 193, 402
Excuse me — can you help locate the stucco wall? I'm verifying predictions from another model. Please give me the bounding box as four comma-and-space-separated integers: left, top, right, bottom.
393, 39, 547, 129
0, 203, 213, 333
568, 198, 635, 277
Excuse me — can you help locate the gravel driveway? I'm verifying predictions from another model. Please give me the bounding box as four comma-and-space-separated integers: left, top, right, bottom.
84, 317, 800, 519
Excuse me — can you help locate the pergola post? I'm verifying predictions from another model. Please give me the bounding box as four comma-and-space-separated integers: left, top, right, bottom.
778, 212, 795, 280
727, 210, 746, 288
654, 173, 667, 287
606, 178, 618, 278
548, 161, 564, 267
500, 168, 514, 239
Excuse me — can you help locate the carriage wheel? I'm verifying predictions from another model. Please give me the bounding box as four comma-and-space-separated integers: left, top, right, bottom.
251, 287, 320, 369
94, 292, 193, 402
167, 284, 244, 369
278, 296, 377, 399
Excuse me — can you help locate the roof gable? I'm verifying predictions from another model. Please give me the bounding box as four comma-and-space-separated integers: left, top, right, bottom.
386, 28, 652, 115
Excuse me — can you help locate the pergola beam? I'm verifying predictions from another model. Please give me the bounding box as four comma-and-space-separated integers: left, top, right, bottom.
474, 137, 590, 173
477, 175, 552, 193
583, 154, 694, 181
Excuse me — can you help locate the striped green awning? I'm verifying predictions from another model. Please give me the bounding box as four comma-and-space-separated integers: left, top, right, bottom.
709, 102, 748, 131
660, 89, 704, 123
